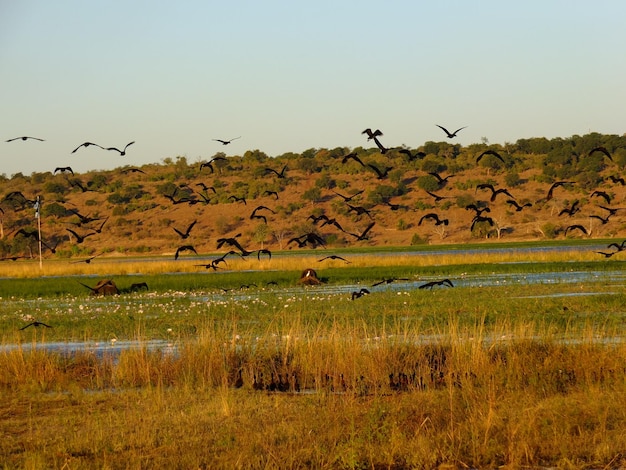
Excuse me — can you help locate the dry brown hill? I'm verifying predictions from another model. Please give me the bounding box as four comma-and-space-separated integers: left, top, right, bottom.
2, 137, 626, 260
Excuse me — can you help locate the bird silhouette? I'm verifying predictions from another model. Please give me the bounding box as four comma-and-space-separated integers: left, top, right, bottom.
344, 221, 375, 241
213, 137, 240, 145
362, 128, 382, 140
558, 200, 580, 217
263, 190, 279, 199
199, 156, 227, 173
606, 175, 625, 185
470, 215, 495, 231
346, 203, 373, 219
590, 213, 612, 225
341, 153, 365, 166
545, 181, 573, 201
66, 228, 96, 244
476, 149, 505, 163
419, 279, 454, 289
506, 199, 532, 212
173, 220, 197, 239
6, 136, 45, 142
565, 224, 588, 236
20, 321, 52, 330
398, 148, 426, 161
476, 183, 514, 202
106, 141, 135, 156
93, 217, 110, 234
590, 191, 611, 204
228, 195, 246, 205
174, 245, 198, 259
288, 232, 326, 248
71, 142, 104, 153
318, 255, 350, 263
332, 190, 363, 202
70, 255, 98, 264
367, 163, 393, 180
419, 213, 448, 226
256, 249, 272, 261
425, 190, 449, 203
54, 166, 74, 175
372, 277, 409, 287
428, 172, 453, 187
589, 146, 612, 161
265, 165, 288, 178
216, 235, 252, 256
121, 167, 146, 174
596, 251, 616, 258
351, 288, 370, 300
436, 124, 467, 138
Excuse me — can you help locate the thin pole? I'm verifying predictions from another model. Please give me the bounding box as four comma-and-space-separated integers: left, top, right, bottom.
35, 196, 42, 269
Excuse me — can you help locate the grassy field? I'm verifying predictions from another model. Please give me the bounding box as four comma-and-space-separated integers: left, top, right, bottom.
1, 247, 626, 469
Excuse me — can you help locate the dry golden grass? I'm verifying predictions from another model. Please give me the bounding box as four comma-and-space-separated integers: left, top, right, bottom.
1, 316, 625, 469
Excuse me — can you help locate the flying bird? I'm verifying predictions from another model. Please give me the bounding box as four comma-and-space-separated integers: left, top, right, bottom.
54, 166, 74, 175
590, 190, 611, 205
361, 128, 383, 140
6, 136, 45, 142
470, 215, 495, 231
265, 165, 288, 178
436, 124, 467, 139
371, 277, 409, 287
20, 321, 52, 330
106, 141, 135, 156
351, 288, 370, 300
476, 149, 505, 163
429, 172, 453, 187
71, 142, 104, 153
263, 190, 279, 199
344, 221, 375, 241
174, 245, 198, 260
419, 279, 454, 289
256, 249, 272, 261
419, 213, 448, 226
66, 228, 96, 244
341, 153, 366, 166
318, 255, 350, 263
367, 163, 393, 180
398, 148, 426, 161
332, 190, 363, 202
545, 181, 573, 201
476, 183, 514, 202
565, 224, 588, 236
173, 220, 197, 240
426, 191, 449, 203
213, 137, 241, 145
558, 200, 580, 217
506, 199, 532, 212
121, 167, 146, 174
607, 175, 625, 185
589, 146, 612, 161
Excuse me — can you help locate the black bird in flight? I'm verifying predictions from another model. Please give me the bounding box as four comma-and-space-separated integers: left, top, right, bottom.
476, 183, 514, 202
228, 195, 246, 205
20, 321, 52, 330
589, 146, 612, 161
71, 142, 104, 153
94, 217, 109, 234
426, 190, 449, 203
436, 124, 467, 139
545, 181, 573, 201
200, 156, 227, 173
250, 205, 276, 224
590, 213, 612, 225
606, 175, 625, 186
470, 215, 495, 231
341, 153, 365, 166
265, 165, 288, 178
596, 251, 616, 258
476, 150, 505, 163
173, 220, 197, 240
419, 213, 449, 226
256, 249, 272, 261
565, 224, 588, 236
332, 190, 363, 202
174, 245, 198, 260
590, 190, 611, 205
66, 228, 96, 244
558, 200, 580, 217
318, 255, 350, 263
429, 171, 453, 187
418, 279, 454, 289
344, 221, 375, 241
6, 136, 45, 142
263, 190, 279, 199
506, 199, 532, 212
346, 203, 373, 219
121, 167, 146, 174
216, 235, 252, 256
367, 163, 393, 180
371, 277, 409, 287
287, 232, 326, 248
398, 148, 426, 161
213, 136, 240, 145
351, 288, 370, 300
70, 255, 98, 264
106, 141, 135, 156
361, 128, 383, 140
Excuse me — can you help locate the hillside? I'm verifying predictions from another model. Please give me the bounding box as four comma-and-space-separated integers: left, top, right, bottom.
2, 132, 626, 260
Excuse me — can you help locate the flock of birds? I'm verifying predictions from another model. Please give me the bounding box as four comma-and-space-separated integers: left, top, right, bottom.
4, 126, 626, 309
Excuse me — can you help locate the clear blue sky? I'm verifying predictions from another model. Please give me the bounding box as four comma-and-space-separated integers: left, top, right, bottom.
1, 1, 625, 176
